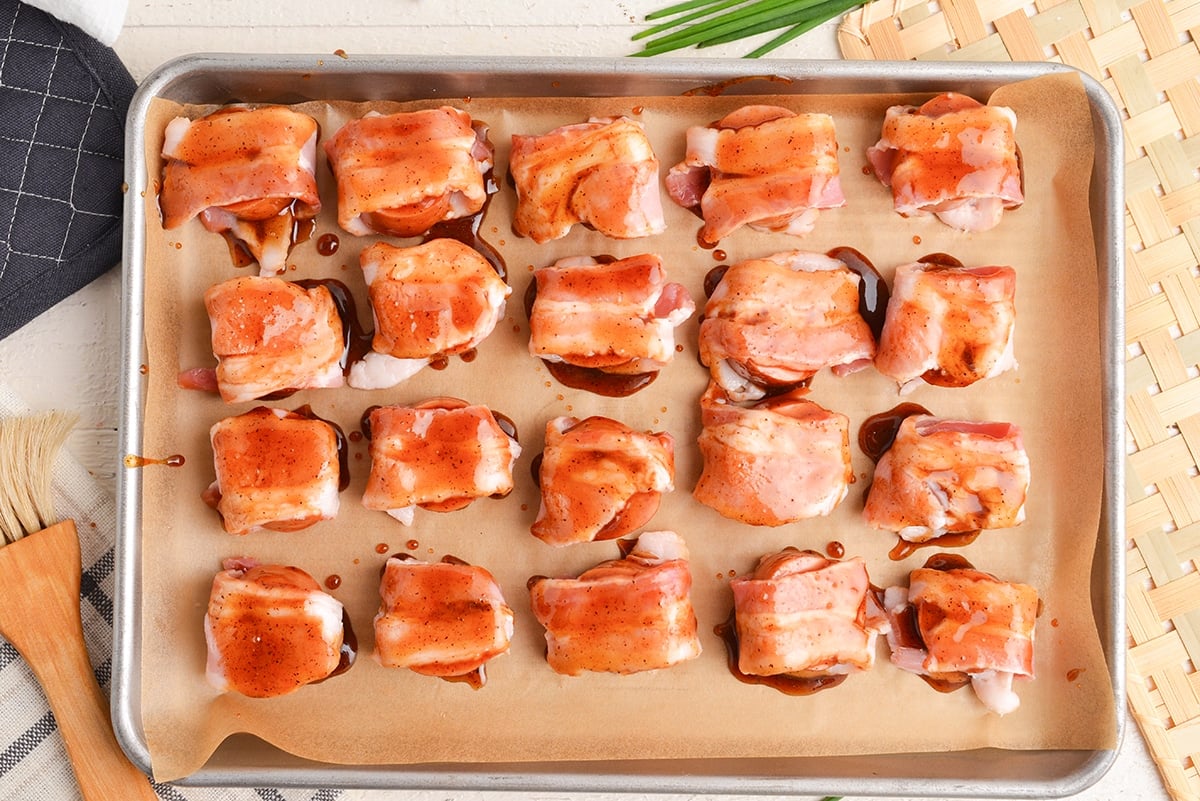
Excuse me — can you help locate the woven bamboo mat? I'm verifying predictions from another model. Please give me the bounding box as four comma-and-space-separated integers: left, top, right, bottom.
837, 2, 1200, 798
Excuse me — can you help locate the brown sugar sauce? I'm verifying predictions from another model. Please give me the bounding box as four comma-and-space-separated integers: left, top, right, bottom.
858, 402, 932, 463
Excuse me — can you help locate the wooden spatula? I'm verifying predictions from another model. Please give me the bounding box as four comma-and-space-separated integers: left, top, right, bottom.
0, 412, 157, 801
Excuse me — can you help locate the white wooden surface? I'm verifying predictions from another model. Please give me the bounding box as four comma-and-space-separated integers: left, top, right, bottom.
0, 0, 1166, 798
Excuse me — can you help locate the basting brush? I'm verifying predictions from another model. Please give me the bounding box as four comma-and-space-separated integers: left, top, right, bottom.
0, 411, 157, 801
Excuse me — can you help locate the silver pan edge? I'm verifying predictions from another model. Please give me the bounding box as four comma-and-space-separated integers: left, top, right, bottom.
115, 54, 1126, 797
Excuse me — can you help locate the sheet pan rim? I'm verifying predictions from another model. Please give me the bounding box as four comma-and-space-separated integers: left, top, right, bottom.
113, 52, 1126, 797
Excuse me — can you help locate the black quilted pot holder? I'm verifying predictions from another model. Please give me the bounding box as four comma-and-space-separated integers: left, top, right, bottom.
0, 0, 134, 340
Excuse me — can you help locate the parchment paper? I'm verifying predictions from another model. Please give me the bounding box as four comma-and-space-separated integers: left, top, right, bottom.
135, 72, 1116, 782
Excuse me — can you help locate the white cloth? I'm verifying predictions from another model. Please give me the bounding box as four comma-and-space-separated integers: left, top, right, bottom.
21, 0, 126, 45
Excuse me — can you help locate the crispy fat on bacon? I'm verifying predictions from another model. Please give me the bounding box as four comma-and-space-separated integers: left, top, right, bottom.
875, 260, 1017, 393
863, 415, 1030, 542
867, 92, 1023, 232
349, 239, 511, 390
509, 117, 666, 243
528, 253, 694, 376
323, 107, 493, 237
203, 276, 345, 403
694, 383, 851, 527
532, 416, 675, 546
160, 106, 321, 275
528, 530, 701, 675
883, 559, 1038, 715
205, 558, 349, 698
667, 106, 845, 244
732, 549, 889, 679
374, 556, 513, 683
205, 406, 342, 536
362, 400, 520, 526
700, 250, 875, 402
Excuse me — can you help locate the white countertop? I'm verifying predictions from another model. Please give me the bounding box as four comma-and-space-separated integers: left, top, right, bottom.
0, 0, 1164, 799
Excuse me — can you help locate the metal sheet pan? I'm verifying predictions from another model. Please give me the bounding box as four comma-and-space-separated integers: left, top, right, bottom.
116, 54, 1125, 797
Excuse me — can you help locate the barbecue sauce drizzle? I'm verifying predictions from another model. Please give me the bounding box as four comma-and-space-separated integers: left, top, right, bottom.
827, 246, 889, 342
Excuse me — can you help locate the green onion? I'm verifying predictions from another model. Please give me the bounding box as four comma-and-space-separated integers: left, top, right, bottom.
631, 0, 865, 57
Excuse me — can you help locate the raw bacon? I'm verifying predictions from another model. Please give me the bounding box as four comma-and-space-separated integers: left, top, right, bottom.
205, 558, 349, 698
349, 239, 511, 390
362, 399, 520, 526
699, 250, 875, 402
731, 549, 889, 679
528, 253, 694, 377
323, 107, 493, 237
532, 416, 675, 546
863, 415, 1030, 542
203, 276, 345, 403
509, 117, 666, 243
883, 557, 1037, 715
528, 530, 701, 675
205, 406, 342, 535
374, 555, 513, 685
875, 260, 1017, 392
160, 106, 321, 275
667, 106, 844, 244
693, 383, 852, 527
867, 92, 1022, 231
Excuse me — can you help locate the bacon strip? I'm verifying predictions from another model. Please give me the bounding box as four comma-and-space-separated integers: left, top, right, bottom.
863, 415, 1030, 541
732, 550, 888, 677
867, 93, 1023, 232
509, 117, 666, 243
205, 559, 346, 698
700, 250, 875, 401
667, 106, 844, 244
875, 261, 1017, 392
529, 253, 694, 375
883, 563, 1038, 715
349, 239, 511, 390
204, 276, 345, 403
323, 107, 492, 237
532, 416, 675, 546
374, 557, 513, 679
528, 531, 701, 675
160, 106, 320, 275
362, 400, 520, 526
694, 383, 851, 526
206, 407, 341, 535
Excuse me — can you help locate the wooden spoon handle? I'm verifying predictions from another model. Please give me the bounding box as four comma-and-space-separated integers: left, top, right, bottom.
0, 521, 158, 801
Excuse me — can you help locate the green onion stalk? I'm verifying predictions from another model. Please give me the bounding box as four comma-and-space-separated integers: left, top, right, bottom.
631, 0, 865, 57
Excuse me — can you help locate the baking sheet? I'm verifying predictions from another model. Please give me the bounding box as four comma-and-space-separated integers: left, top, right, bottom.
128, 65, 1117, 784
